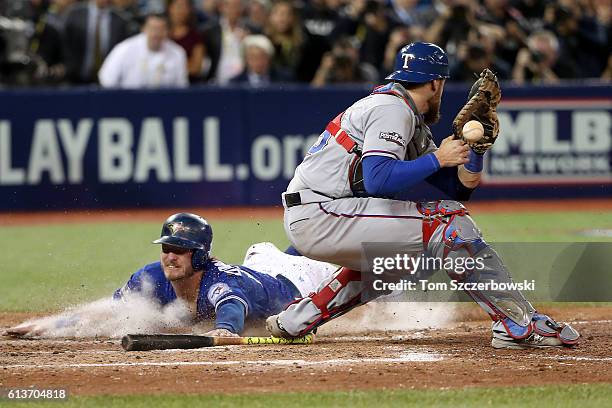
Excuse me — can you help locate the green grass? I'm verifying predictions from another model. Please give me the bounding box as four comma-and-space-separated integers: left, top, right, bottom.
6, 384, 612, 408
0, 219, 287, 312
0, 211, 610, 312
476, 211, 612, 242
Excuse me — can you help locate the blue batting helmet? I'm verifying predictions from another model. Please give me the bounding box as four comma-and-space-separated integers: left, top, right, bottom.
385, 42, 450, 83
153, 213, 213, 271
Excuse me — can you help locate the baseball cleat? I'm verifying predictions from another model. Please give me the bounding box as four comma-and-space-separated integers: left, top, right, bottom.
491, 314, 580, 349
492, 333, 566, 349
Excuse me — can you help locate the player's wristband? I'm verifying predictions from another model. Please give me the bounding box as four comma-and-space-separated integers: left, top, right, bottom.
464, 150, 484, 173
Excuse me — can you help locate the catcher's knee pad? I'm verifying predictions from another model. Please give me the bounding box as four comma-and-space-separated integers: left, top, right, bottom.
418, 200, 484, 258
420, 200, 536, 329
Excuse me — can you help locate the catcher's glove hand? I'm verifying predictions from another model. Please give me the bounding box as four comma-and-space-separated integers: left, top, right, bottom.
452, 68, 501, 154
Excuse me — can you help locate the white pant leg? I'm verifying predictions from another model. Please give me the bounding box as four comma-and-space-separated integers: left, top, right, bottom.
284, 197, 423, 270
242, 242, 338, 297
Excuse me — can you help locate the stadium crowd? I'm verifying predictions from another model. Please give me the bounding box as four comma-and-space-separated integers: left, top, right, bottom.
0, 0, 610, 88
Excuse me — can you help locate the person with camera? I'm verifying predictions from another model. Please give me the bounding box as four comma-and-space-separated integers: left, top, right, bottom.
449, 34, 511, 82
511, 29, 575, 85
311, 38, 377, 87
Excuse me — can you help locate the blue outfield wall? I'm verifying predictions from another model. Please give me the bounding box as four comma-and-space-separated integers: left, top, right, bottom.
0, 83, 610, 210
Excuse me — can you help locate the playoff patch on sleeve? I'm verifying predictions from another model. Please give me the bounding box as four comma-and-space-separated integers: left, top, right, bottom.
379, 131, 406, 147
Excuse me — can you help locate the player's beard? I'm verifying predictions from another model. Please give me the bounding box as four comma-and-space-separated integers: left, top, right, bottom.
424, 93, 442, 125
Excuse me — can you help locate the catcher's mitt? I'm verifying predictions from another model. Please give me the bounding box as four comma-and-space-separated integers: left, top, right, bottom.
452, 68, 501, 154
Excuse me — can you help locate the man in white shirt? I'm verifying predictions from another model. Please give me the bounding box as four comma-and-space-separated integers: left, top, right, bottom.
99, 13, 188, 88
201, 0, 247, 84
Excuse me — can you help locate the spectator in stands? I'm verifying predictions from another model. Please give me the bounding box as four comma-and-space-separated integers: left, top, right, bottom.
332, 0, 368, 39
311, 37, 376, 87
111, 0, 142, 35
229, 34, 290, 86
544, 2, 608, 78
63, 0, 130, 84
264, 0, 306, 81
245, 0, 269, 34
511, 30, 575, 84
388, 0, 430, 27
476, 0, 529, 69
195, 0, 218, 26
168, 0, 205, 82
424, 0, 479, 59
27, 0, 68, 85
514, 0, 548, 30
299, 0, 342, 82
449, 32, 512, 82
98, 13, 188, 88
47, 0, 77, 29
201, 0, 249, 84
357, 0, 398, 79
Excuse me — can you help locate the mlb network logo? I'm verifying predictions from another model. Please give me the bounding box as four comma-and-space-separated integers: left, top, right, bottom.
484, 98, 611, 185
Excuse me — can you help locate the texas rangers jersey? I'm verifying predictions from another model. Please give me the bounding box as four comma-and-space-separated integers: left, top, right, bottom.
287, 83, 437, 198
113, 259, 300, 321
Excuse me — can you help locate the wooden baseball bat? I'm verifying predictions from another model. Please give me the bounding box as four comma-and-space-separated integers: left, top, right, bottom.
121, 333, 314, 351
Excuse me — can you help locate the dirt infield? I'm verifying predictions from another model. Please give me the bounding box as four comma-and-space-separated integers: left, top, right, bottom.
2, 201, 611, 396
1, 198, 612, 226
1, 306, 611, 396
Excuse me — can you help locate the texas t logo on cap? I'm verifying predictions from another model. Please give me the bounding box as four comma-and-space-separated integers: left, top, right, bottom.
401, 53, 414, 69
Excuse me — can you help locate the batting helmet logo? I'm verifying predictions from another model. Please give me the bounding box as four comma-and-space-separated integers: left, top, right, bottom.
168, 222, 187, 236
401, 53, 415, 69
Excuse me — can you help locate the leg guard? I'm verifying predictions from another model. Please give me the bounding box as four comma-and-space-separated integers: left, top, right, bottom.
420, 200, 536, 334
267, 267, 375, 337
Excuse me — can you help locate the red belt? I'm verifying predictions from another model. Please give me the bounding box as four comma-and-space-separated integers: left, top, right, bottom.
325, 112, 359, 154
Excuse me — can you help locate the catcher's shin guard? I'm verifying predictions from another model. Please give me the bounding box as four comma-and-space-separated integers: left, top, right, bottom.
266, 267, 365, 338
421, 201, 536, 333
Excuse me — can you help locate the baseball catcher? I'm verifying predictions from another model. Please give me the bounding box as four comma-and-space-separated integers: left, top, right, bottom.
6, 213, 337, 338
266, 42, 580, 349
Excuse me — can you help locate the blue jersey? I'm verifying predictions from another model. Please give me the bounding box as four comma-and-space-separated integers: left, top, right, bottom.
113, 259, 300, 333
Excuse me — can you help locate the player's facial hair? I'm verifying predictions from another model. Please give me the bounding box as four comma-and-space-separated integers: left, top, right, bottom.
162, 252, 196, 282
424, 89, 442, 125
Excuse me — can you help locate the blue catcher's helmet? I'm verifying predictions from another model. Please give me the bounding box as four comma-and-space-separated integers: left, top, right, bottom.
153, 213, 213, 271
385, 42, 449, 83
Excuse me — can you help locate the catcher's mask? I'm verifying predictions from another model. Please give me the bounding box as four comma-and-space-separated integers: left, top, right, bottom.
153, 213, 213, 271
386, 42, 449, 83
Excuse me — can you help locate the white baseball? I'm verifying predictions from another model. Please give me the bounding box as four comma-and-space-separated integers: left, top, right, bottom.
462, 120, 484, 142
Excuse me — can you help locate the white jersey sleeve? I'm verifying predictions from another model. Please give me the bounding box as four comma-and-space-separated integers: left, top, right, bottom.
361, 102, 416, 161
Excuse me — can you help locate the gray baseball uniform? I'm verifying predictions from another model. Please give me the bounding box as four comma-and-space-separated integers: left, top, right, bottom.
284, 83, 437, 269
269, 45, 580, 348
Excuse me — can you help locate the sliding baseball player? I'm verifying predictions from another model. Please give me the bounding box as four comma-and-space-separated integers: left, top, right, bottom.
6, 213, 337, 338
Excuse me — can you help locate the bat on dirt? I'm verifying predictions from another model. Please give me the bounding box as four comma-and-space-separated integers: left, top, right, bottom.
121, 333, 314, 351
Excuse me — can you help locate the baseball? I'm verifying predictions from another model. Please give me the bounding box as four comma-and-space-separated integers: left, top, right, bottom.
462, 120, 484, 142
